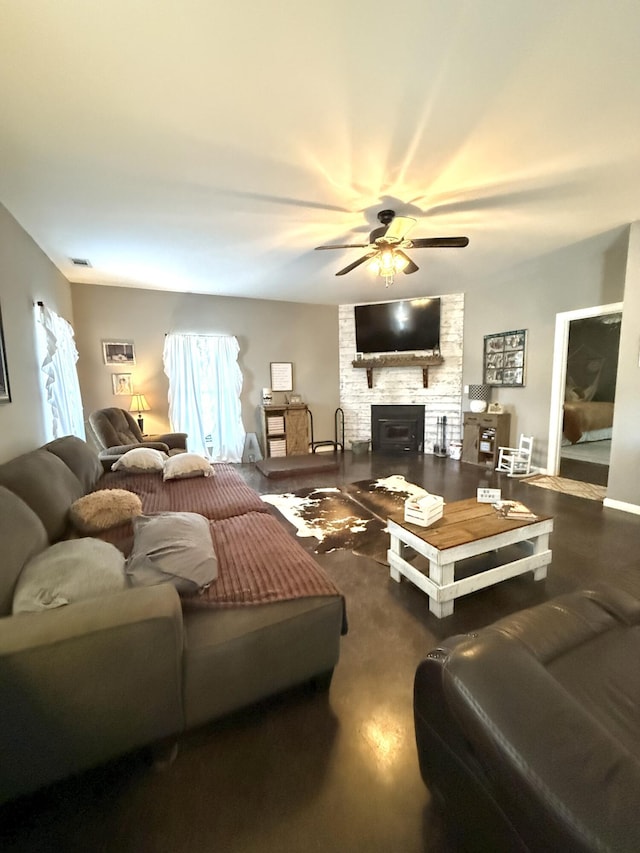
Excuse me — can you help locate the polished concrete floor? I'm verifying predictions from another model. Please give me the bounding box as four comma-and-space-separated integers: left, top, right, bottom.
2, 452, 639, 853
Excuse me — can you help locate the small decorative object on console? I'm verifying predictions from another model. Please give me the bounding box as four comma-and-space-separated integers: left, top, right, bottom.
404, 493, 445, 527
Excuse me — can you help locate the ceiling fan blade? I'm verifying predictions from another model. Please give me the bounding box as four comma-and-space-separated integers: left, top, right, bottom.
409, 236, 470, 248
315, 243, 369, 250
395, 250, 419, 274
383, 216, 416, 242
335, 254, 374, 276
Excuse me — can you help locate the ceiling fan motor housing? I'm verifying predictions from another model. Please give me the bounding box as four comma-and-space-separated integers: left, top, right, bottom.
377, 209, 396, 226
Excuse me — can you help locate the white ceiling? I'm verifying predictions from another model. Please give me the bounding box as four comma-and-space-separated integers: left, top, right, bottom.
2, 0, 640, 305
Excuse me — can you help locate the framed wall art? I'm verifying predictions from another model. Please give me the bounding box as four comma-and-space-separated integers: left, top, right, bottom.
103, 341, 136, 365
270, 362, 293, 392
483, 329, 527, 387
112, 373, 133, 396
0, 306, 11, 403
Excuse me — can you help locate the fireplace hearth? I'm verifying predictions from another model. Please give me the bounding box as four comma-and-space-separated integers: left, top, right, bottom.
371, 405, 425, 453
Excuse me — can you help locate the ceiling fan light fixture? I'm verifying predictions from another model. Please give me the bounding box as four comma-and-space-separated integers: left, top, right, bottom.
368, 248, 406, 286
394, 252, 409, 273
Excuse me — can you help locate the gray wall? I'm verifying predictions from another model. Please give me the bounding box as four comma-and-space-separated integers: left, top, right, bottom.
0, 203, 73, 463
461, 229, 629, 468
70, 284, 340, 453
607, 221, 640, 508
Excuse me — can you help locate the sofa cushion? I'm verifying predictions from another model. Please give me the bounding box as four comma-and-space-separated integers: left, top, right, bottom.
112, 447, 167, 473
0, 486, 49, 616
163, 453, 213, 481
70, 489, 143, 534
0, 449, 84, 541
44, 436, 104, 492
12, 538, 127, 613
126, 512, 218, 595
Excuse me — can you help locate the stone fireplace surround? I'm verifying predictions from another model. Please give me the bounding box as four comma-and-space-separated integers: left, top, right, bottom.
338, 293, 464, 454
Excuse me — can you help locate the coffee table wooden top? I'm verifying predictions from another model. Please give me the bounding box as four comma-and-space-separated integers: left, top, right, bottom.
388, 498, 553, 551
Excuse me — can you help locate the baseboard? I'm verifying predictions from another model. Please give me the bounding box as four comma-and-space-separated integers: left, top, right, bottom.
603, 498, 640, 516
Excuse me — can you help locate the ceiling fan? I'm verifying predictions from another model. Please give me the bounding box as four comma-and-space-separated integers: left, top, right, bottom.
315, 209, 469, 285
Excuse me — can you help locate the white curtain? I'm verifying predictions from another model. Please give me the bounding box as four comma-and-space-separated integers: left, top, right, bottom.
163, 333, 245, 461
36, 305, 86, 441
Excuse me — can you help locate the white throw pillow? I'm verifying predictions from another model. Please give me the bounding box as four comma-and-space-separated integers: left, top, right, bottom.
13, 539, 127, 613
112, 447, 167, 473
163, 452, 213, 481
126, 512, 218, 595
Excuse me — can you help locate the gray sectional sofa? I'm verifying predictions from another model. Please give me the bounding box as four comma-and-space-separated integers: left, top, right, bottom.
0, 436, 345, 804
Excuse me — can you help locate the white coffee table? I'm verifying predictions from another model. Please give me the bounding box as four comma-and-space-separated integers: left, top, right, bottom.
387, 498, 553, 618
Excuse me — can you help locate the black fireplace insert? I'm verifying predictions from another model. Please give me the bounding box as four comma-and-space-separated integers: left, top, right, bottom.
371, 404, 425, 453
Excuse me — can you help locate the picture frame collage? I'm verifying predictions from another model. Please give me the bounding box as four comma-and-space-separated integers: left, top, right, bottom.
483, 329, 527, 387
102, 340, 136, 397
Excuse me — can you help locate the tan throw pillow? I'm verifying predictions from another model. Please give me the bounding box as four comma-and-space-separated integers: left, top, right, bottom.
13, 539, 127, 613
112, 447, 167, 473
163, 452, 213, 481
70, 489, 143, 534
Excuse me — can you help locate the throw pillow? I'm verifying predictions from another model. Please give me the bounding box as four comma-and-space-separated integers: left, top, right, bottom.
126, 512, 218, 595
12, 538, 127, 613
111, 447, 167, 473
70, 489, 143, 534
163, 452, 213, 482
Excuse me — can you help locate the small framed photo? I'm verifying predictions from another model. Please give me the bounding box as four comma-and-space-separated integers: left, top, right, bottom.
483, 330, 526, 387
103, 341, 136, 365
270, 361, 293, 392
0, 306, 11, 403
112, 373, 133, 396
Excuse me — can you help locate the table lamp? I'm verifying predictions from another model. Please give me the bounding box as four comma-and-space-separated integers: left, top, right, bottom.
130, 393, 150, 432
468, 384, 490, 413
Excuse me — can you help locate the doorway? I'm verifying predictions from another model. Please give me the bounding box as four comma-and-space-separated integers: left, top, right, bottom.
547, 302, 623, 483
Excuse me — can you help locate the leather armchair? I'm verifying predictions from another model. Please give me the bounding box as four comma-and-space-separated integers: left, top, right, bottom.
88, 407, 187, 465
413, 574, 640, 853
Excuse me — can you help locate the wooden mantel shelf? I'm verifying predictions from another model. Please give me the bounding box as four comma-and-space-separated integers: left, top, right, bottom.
351, 355, 444, 389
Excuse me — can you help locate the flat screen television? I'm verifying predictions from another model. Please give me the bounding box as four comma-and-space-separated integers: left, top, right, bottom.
354, 298, 441, 355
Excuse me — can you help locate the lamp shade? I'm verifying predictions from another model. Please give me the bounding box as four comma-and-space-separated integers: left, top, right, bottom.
129, 393, 150, 415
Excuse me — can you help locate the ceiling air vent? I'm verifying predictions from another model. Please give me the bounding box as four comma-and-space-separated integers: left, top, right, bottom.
70, 257, 92, 267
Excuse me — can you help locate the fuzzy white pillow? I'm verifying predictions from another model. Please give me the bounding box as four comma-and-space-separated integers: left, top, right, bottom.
13, 539, 127, 613
70, 489, 143, 534
112, 447, 167, 473
163, 452, 213, 481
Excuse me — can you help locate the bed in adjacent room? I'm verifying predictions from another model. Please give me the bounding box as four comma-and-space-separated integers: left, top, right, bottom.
562, 400, 614, 445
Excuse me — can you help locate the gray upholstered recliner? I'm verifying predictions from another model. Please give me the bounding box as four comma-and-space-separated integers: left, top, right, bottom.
89, 407, 187, 466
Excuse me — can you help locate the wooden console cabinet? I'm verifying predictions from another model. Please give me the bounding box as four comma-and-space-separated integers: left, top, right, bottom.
261, 404, 309, 458
462, 411, 511, 468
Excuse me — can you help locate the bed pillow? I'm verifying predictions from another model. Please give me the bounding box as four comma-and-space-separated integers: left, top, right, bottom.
126, 512, 217, 595
163, 452, 213, 482
70, 489, 143, 534
12, 539, 127, 613
112, 447, 167, 473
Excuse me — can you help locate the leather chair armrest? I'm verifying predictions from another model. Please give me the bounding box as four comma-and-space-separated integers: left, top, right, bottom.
0, 585, 184, 804
148, 433, 188, 451
103, 441, 170, 455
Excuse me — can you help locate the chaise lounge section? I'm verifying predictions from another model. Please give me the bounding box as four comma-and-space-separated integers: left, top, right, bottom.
0, 436, 346, 804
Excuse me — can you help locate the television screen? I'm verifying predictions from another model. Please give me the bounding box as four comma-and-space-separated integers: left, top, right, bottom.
355, 298, 441, 354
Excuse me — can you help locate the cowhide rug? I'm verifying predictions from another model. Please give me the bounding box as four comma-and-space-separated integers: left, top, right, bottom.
261, 475, 428, 565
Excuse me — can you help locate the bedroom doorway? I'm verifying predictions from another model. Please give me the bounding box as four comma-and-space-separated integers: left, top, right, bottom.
547, 302, 623, 483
